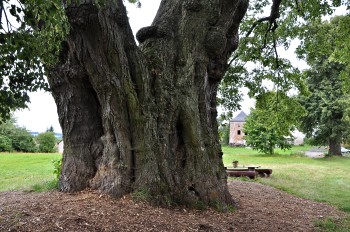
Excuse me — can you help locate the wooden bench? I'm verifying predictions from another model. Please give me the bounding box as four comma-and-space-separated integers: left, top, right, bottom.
225, 167, 273, 179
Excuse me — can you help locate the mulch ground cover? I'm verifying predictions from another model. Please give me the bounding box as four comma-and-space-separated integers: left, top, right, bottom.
0, 180, 346, 231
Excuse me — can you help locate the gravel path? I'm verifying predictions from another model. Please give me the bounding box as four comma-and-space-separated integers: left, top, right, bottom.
304, 151, 325, 158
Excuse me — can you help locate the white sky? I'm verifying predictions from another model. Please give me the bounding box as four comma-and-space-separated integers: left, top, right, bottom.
13, 2, 347, 132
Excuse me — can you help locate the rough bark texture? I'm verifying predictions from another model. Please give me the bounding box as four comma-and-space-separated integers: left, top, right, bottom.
328, 138, 342, 156
49, 0, 248, 208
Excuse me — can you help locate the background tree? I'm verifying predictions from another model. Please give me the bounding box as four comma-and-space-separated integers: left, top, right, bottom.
298, 61, 347, 155
296, 15, 350, 156
46, 125, 55, 133
218, 123, 230, 145
36, 132, 57, 153
1, 0, 349, 207
342, 78, 350, 145
217, 0, 344, 113
0, 116, 36, 152
0, 134, 12, 152
0, 0, 68, 120
244, 91, 304, 154
10, 127, 37, 152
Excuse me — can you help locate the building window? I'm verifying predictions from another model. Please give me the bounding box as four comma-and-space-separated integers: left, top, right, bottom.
237, 130, 241, 135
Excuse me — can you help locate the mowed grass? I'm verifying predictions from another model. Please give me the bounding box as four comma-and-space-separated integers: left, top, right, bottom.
0, 153, 61, 192
222, 145, 350, 212
223, 145, 350, 231
1, 148, 349, 230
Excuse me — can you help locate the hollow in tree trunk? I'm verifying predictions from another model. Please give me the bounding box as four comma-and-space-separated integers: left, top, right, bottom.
48, 0, 249, 208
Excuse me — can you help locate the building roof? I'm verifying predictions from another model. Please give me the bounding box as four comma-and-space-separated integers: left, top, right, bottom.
230, 111, 247, 122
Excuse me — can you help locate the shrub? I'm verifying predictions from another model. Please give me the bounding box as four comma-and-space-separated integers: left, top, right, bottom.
36, 132, 57, 153
0, 119, 37, 152
11, 128, 37, 152
0, 135, 12, 152
52, 158, 62, 185
219, 124, 230, 145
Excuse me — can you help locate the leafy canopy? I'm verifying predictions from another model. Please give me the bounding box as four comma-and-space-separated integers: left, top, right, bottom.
244, 91, 304, 154
0, 0, 68, 120
0, 0, 143, 121
36, 131, 57, 153
1, 0, 350, 122
220, 2, 350, 151
0, 116, 36, 152
298, 61, 347, 147
219, 0, 350, 113
296, 15, 350, 149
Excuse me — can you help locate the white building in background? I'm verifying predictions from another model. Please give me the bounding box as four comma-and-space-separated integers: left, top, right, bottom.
57, 141, 64, 153
229, 111, 247, 146
292, 130, 305, 145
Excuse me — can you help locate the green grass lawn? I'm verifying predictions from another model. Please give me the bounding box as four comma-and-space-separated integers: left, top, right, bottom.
223, 145, 350, 212
0, 149, 349, 230
0, 153, 61, 191
223, 145, 350, 231
1, 148, 348, 211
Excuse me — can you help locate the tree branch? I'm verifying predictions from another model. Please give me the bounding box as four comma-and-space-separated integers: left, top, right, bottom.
246, 16, 272, 37
273, 31, 279, 69
246, 0, 282, 37
3, 7, 11, 33
0, 0, 3, 28
227, 53, 239, 67
242, 0, 282, 69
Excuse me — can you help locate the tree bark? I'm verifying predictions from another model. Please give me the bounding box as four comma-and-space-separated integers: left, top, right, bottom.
328, 138, 342, 156
48, 0, 248, 208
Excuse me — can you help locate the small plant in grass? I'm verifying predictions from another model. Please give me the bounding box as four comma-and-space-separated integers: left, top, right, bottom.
211, 199, 235, 212
30, 180, 59, 192
187, 199, 207, 210
131, 188, 151, 202
52, 158, 62, 188
27, 159, 62, 192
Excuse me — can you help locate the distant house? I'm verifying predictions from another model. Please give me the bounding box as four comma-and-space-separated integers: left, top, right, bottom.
292, 130, 305, 146
57, 140, 64, 153
229, 111, 247, 146
228, 111, 305, 146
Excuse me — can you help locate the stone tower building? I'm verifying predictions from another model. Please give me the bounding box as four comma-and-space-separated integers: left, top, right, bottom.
229, 111, 247, 146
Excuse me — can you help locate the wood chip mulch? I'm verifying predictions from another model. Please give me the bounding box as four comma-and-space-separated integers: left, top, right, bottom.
0, 180, 346, 231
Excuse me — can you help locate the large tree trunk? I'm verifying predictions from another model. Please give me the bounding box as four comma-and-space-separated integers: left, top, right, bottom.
328, 115, 343, 156
48, 0, 248, 208
328, 138, 342, 156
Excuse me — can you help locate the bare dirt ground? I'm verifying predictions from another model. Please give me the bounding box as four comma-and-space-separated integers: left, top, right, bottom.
0, 180, 346, 232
